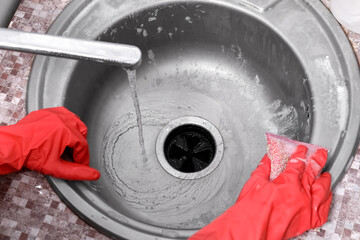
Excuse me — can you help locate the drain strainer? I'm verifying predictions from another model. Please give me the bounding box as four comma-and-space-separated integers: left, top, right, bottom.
156, 116, 224, 179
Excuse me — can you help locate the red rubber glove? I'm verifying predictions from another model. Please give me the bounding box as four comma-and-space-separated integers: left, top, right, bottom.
190, 145, 332, 240
0, 107, 100, 181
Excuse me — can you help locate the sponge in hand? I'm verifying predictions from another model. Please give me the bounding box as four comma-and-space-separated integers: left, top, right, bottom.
266, 133, 329, 181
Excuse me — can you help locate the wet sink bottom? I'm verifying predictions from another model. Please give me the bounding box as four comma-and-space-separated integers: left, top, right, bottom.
86, 42, 304, 228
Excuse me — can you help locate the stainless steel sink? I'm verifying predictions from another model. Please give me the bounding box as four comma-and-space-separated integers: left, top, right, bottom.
26, 0, 360, 239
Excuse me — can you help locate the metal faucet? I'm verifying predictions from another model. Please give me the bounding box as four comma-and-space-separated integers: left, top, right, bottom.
0, 28, 142, 68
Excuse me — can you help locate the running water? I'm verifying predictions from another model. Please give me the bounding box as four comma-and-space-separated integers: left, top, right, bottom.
125, 69, 148, 163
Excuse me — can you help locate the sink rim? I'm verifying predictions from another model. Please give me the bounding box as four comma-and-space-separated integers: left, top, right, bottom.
26, 0, 360, 239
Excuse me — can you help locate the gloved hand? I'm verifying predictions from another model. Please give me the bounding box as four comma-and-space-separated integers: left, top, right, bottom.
190, 145, 332, 240
0, 107, 100, 181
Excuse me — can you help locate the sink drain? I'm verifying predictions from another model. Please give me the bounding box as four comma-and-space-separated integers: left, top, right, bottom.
156, 117, 224, 179
164, 124, 216, 173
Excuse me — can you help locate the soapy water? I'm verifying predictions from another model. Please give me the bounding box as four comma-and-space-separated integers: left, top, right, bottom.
100, 96, 300, 228
313, 56, 349, 130
101, 100, 235, 228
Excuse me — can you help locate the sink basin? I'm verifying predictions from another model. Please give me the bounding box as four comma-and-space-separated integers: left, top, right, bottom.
27, 0, 360, 239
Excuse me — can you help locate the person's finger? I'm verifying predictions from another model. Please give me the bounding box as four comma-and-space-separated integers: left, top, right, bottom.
275, 145, 307, 184
237, 154, 271, 202
63, 125, 90, 165
311, 172, 332, 228
55, 107, 88, 138
44, 159, 100, 181
38, 107, 90, 165
309, 149, 328, 176
302, 149, 328, 187
70, 137, 90, 165
311, 149, 328, 168
251, 154, 271, 180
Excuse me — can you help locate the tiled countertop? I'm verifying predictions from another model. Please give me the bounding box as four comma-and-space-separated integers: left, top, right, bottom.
0, 0, 359, 239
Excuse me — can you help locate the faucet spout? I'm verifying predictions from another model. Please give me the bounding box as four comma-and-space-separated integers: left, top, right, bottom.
0, 28, 142, 68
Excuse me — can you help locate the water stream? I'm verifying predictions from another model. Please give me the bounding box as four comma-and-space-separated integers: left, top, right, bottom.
125, 69, 148, 163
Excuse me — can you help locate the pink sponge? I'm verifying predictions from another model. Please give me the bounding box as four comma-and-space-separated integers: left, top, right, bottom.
266, 133, 328, 181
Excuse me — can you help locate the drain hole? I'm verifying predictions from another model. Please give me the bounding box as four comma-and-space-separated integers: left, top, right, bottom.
164, 124, 216, 173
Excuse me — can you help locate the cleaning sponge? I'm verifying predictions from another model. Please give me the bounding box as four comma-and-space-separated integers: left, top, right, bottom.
266, 133, 329, 181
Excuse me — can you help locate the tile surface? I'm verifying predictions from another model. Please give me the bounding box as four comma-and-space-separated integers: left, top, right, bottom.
0, 0, 359, 239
